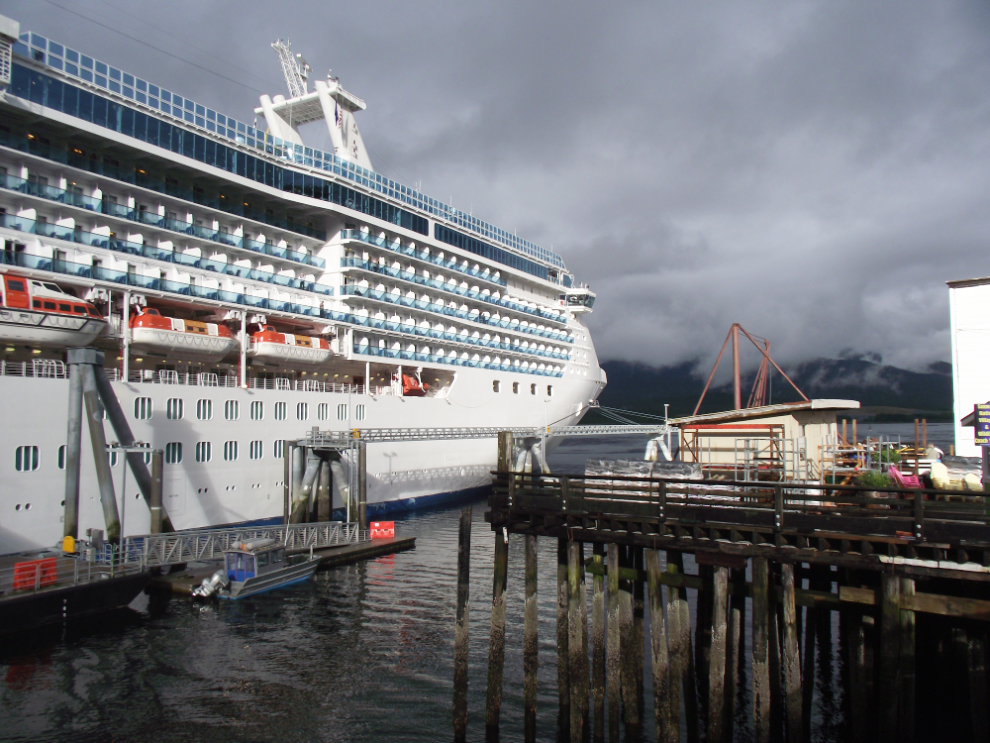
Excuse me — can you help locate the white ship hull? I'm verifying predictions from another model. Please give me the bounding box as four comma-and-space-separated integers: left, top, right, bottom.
0, 366, 600, 554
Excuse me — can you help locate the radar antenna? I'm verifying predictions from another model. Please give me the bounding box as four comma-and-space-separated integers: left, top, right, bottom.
271, 39, 310, 98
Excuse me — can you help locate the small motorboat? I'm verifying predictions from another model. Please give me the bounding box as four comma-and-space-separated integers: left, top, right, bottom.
192, 538, 319, 600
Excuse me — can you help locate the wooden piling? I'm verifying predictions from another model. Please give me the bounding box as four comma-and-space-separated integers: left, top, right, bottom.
969, 637, 989, 742
724, 569, 743, 740
453, 507, 472, 743
619, 547, 638, 725
557, 538, 571, 731
485, 528, 509, 737
665, 559, 684, 739
632, 547, 646, 723
781, 563, 802, 743
752, 558, 771, 743
580, 544, 591, 721
607, 543, 622, 743
768, 588, 784, 741
645, 549, 673, 743
670, 552, 699, 743
878, 572, 901, 743
801, 596, 817, 741
696, 563, 713, 720
708, 565, 729, 743
898, 577, 916, 743
569, 541, 587, 740
523, 534, 539, 742
592, 542, 606, 743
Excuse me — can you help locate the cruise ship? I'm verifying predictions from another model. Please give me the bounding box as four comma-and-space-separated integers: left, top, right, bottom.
0, 16, 605, 554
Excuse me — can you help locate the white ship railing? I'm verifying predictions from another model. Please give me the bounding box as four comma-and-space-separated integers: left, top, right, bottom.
124, 522, 368, 568
0, 359, 69, 379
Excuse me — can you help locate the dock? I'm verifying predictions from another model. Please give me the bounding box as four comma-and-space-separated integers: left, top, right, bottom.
148, 535, 416, 595
473, 431, 990, 743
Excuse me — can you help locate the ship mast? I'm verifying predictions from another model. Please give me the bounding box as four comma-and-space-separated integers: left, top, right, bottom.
255, 39, 373, 171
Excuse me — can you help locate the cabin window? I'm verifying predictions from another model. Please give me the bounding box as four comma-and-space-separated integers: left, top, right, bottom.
165, 442, 182, 464
58, 303, 71, 312
58, 444, 66, 469
196, 399, 213, 420
296, 402, 308, 421
14, 446, 39, 472
166, 398, 184, 420
33, 300, 41, 308
356, 404, 366, 421
337, 403, 348, 421
73, 306, 87, 314
273, 440, 284, 459
272, 549, 284, 564
224, 400, 239, 421
87, 307, 101, 318
195, 441, 212, 463
250, 400, 264, 420
257, 553, 269, 568
108, 451, 119, 467
512, 382, 519, 394
223, 441, 238, 461
274, 402, 287, 421
531, 384, 537, 395
44, 301, 56, 310
249, 440, 263, 460
133, 397, 153, 420
493, 380, 500, 393
547, 385, 553, 397
317, 403, 329, 421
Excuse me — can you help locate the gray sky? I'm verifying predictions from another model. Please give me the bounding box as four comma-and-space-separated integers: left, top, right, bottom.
6, 0, 989, 373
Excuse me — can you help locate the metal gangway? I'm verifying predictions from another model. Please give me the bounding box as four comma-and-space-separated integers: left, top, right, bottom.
121, 522, 368, 568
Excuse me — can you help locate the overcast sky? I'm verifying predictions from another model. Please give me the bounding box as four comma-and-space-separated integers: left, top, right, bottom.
6, 0, 989, 374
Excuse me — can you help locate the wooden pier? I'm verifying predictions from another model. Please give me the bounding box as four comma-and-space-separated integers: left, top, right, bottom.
478, 433, 990, 742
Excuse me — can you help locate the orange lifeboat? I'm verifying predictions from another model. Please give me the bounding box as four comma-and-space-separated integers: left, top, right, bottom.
248, 325, 332, 366
129, 307, 238, 361
0, 273, 107, 346
401, 372, 430, 397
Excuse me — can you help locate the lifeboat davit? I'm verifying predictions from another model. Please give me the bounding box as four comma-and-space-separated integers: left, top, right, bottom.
0, 273, 107, 346
248, 326, 332, 366
129, 307, 238, 361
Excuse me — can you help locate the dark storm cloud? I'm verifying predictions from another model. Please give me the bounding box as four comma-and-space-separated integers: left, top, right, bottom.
8, 0, 989, 374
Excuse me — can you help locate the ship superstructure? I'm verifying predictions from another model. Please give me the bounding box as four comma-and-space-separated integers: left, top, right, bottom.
0, 18, 605, 554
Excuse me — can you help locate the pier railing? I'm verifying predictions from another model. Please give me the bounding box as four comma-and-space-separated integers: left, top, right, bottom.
490, 472, 990, 571
124, 521, 368, 568
0, 552, 145, 596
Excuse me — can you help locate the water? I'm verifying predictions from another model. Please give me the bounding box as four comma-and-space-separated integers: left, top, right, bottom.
0, 427, 956, 741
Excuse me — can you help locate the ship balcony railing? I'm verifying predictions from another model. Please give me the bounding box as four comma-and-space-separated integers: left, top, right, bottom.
340, 229, 508, 288
353, 344, 563, 378
0, 172, 327, 271
0, 130, 327, 242
340, 256, 567, 327
0, 359, 69, 379
106, 367, 380, 396
0, 248, 324, 319
345, 313, 571, 361
339, 284, 574, 343
0, 213, 334, 297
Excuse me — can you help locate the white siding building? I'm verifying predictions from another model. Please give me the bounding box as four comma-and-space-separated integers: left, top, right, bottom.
948, 277, 990, 457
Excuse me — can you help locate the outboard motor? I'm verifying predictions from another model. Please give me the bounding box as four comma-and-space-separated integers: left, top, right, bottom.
192, 569, 229, 599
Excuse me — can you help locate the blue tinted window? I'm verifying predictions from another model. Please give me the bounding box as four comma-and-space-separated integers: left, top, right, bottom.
49, 42, 64, 56
206, 108, 215, 121
30, 34, 48, 48
136, 79, 146, 92
109, 81, 120, 93
123, 73, 133, 86
157, 88, 167, 101
136, 91, 146, 103
95, 61, 107, 75
65, 48, 78, 63
49, 57, 63, 70
81, 55, 93, 69
65, 62, 78, 76
95, 75, 107, 87
109, 67, 121, 81
216, 113, 225, 125
123, 87, 134, 99
81, 68, 93, 82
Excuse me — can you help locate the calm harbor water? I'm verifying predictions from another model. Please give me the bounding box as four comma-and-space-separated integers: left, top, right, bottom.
0, 425, 957, 742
